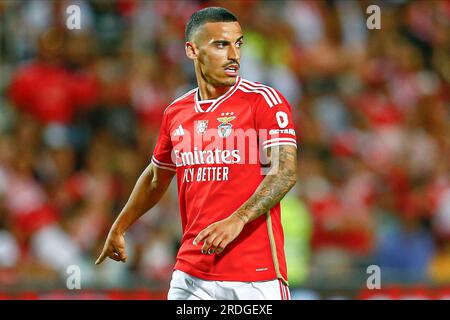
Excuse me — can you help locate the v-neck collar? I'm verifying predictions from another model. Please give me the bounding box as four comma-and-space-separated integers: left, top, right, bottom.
194, 76, 241, 113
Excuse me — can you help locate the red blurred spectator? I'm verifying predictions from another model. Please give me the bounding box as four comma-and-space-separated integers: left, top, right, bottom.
9, 28, 98, 124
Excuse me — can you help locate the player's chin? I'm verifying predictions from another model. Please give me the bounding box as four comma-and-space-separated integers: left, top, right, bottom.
220, 74, 238, 86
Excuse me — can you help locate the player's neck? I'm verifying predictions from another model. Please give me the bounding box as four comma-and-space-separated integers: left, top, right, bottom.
197, 79, 231, 101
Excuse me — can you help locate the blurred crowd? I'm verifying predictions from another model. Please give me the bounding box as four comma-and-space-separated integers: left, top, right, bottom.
0, 0, 449, 294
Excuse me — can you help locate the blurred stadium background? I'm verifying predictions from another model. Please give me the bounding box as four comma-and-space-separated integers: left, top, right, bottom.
0, 0, 449, 300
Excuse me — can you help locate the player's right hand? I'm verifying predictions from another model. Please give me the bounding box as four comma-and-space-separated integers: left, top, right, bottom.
95, 229, 127, 265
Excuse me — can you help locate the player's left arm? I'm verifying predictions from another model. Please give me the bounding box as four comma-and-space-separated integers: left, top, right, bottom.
194, 88, 298, 255
193, 145, 297, 255
233, 144, 297, 222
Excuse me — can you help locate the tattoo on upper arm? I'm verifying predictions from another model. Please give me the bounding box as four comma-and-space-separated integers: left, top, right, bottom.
235, 145, 297, 223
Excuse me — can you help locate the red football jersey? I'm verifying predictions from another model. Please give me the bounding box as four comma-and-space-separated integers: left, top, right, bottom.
151, 77, 297, 284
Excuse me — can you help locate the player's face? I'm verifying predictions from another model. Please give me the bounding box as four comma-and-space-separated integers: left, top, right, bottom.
188, 22, 243, 87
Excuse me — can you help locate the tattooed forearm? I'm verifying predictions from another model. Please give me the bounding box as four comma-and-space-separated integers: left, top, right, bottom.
232, 145, 297, 224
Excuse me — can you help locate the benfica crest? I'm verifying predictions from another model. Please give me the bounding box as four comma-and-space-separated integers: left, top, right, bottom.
217, 114, 236, 138
196, 120, 208, 135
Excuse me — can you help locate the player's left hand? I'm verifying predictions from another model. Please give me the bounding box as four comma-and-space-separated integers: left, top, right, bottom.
193, 214, 245, 255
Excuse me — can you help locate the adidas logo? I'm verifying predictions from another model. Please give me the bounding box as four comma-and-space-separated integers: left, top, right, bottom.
172, 124, 185, 137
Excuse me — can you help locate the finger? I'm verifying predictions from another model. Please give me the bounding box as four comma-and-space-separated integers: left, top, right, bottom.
215, 237, 230, 254
207, 246, 216, 255
115, 247, 128, 262
214, 242, 225, 254
193, 228, 211, 246
210, 237, 224, 254
95, 249, 108, 265
108, 252, 122, 262
201, 239, 211, 254
201, 235, 216, 254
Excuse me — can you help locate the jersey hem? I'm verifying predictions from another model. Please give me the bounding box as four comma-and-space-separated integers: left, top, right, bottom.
174, 261, 288, 284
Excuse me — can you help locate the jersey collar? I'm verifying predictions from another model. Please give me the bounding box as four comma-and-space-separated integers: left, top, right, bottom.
194, 76, 241, 113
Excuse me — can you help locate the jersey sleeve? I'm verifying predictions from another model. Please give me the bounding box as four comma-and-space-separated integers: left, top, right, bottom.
254, 88, 297, 150
151, 111, 176, 172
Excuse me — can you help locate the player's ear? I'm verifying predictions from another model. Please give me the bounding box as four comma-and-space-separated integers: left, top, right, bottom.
185, 41, 198, 60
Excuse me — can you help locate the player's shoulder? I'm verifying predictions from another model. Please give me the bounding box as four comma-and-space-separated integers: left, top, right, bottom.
164, 87, 197, 115
237, 78, 285, 108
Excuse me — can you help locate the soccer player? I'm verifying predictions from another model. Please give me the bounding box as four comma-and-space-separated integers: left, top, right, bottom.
95, 7, 298, 300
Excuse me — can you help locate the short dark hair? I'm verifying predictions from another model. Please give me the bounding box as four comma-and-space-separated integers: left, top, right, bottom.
185, 7, 238, 42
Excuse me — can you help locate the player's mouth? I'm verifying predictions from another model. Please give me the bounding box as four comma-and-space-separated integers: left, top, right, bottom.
224, 64, 239, 76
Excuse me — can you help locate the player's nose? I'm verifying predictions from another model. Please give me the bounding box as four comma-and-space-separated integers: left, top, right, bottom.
228, 45, 239, 61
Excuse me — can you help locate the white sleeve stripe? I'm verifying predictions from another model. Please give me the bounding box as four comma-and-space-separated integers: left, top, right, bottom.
241, 80, 279, 106
258, 83, 282, 104
263, 142, 297, 150
241, 82, 277, 108
152, 156, 176, 167
263, 138, 297, 145
242, 80, 282, 104
151, 160, 177, 172
241, 80, 282, 104
238, 86, 274, 108
152, 156, 176, 168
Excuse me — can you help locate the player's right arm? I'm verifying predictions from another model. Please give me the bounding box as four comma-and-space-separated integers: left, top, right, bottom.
96, 106, 177, 265
95, 164, 174, 264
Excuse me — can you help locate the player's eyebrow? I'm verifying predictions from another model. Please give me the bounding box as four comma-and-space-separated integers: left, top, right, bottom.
210, 36, 244, 45
235, 35, 244, 43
